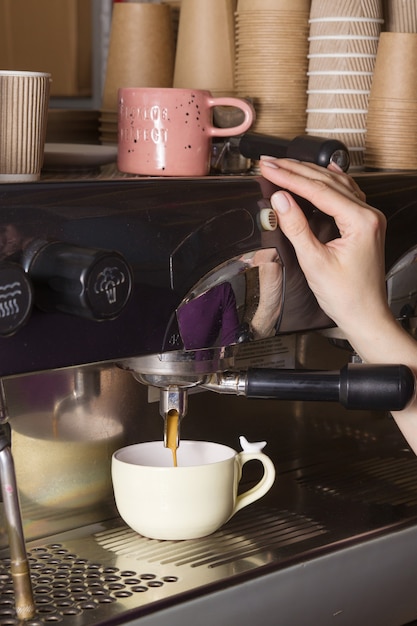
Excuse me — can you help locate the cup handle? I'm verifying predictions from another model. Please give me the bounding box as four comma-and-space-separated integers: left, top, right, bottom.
232, 452, 276, 516
208, 97, 256, 138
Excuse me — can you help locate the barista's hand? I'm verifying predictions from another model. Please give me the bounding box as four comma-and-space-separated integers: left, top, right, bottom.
259, 157, 390, 344
260, 156, 417, 453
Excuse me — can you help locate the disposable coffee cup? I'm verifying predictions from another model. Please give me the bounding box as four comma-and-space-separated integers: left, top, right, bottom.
173, 0, 236, 95
310, 0, 383, 19
0, 70, 50, 183
385, 0, 417, 32
102, 3, 175, 112
370, 32, 417, 102
112, 439, 276, 540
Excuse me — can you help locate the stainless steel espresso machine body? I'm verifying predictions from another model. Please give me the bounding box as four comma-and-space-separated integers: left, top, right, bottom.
1, 173, 417, 625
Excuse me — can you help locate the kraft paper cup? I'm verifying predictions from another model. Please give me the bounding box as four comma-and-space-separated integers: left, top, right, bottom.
235, 4, 309, 136
307, 111, 368, 129
307, 70, 374, 91
173, 0, 236, 95
307, 91, 370, 112
369, 32, 417, 102
238, 0, 310, 10
308, 55, 377, 72
310, 0, 383, 19
101, 3, 175, 112
308, 36, 380, 55
309, 17, 383, 37
384, 0, 417, 32
0, 70, 50, 183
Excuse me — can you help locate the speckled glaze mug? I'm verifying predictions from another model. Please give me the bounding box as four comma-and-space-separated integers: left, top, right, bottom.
117, 87, 255, 176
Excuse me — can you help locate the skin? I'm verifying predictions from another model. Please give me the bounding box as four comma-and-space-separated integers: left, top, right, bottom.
259, 156, 417, 454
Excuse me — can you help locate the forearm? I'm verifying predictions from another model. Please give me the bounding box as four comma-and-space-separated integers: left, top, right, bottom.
343, 313, 417, 454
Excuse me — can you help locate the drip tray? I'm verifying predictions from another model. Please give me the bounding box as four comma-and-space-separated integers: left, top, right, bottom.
0, 506, 326, 626
4, 413, 417, 626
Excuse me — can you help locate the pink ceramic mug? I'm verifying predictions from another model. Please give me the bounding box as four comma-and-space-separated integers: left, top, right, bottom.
117, 87, 255, 176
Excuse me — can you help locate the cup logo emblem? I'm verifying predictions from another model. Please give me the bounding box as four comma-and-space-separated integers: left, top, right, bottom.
94, 267, 127, 305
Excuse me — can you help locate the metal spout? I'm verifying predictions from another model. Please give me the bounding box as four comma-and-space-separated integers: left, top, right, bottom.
160, 386, 188, 447
202, 371, 247, 395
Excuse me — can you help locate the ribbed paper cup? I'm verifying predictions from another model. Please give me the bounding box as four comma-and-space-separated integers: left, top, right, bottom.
307, 90, 370, 110
238, 0, 310, 11
310, 0, 383, 19
307, 71, 374, 91
235, 3, 309, 136
308, 35, 380, 55
309, 17, 383, 37
0, 70, 51, 182
305, 128, 367, 148
308, 55, 377, 72
384, 0, 417, 33
346, 147, 365, 169
307, 111, 368, 129
365, 101, 417, 169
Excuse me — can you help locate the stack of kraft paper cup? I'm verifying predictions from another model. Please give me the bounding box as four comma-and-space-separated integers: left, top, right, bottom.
365, 31, 417, 170
306, 0, 384, 170
173, 0, 236, 97
234, 0, 311, 139
100, 2, 175, 145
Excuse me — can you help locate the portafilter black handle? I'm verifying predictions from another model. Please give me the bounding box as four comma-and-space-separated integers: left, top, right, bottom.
244, 364, 415, 411
238, 133, 350, 172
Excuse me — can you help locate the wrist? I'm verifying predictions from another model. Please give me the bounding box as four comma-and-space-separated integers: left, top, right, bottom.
343, 313, 417, 372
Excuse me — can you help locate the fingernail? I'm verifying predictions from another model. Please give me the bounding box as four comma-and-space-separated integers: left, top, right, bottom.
260, 155, 279, 168
271, 191, 291, 214
328, 160, 344, 173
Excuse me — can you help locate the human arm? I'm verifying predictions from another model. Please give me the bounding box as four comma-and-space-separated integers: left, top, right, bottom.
259, 156, 417, 452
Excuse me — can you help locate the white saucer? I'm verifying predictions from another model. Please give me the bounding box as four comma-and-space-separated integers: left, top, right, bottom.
43, 143, 118, 170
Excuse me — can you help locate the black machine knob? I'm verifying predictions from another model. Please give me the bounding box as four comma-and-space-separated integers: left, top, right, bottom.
238, 133, 350, 172
22, 240, 132, 321
0, 263, 33, 337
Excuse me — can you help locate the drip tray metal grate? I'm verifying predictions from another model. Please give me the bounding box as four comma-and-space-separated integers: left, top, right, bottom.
0, 507, 326, 626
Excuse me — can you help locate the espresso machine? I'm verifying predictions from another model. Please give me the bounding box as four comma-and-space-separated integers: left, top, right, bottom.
1, 170, 417, 626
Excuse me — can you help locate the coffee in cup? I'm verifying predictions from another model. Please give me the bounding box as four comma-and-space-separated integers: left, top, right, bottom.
117, 87, 255, 176
111, 438, 275, 540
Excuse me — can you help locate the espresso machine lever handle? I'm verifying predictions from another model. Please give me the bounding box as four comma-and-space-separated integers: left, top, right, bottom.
204, 364, 415, 411
237, 132, 350, 172
244, 364, 415, 411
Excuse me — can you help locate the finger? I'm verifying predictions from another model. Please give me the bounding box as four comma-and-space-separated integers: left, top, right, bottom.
269, 190, 325, 263
327, 162, 366, 202
261, 157, 363, 202
260, 158, 368, 230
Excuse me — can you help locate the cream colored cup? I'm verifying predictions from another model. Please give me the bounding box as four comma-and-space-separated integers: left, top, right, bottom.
112, 439, 276, 540
0, 70, 51, 182
117, 87, 255, 176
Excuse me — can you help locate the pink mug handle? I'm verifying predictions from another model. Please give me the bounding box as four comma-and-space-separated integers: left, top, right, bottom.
208, 97, 255, 137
